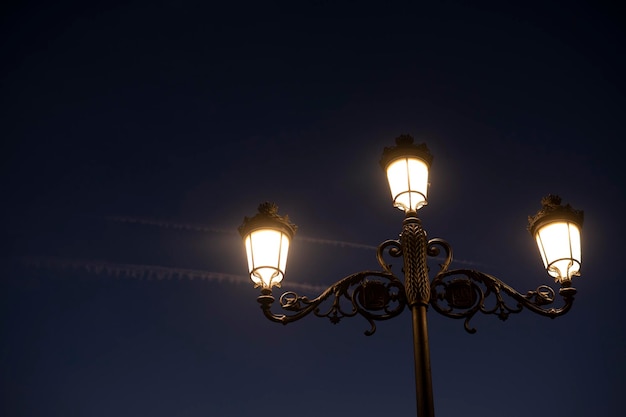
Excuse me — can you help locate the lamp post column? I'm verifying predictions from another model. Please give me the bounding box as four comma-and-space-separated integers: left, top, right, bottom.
401, 213, 435, 417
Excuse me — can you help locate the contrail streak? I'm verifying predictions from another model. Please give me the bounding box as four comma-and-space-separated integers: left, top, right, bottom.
104, 215, 482, 266
105, 215, 378, 250
296, 236, 378, 250
16, 256, 329, 293
105, 216, 233, 235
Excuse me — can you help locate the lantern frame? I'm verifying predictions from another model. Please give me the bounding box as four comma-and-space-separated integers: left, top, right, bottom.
380, 134, 433, 212
238, 202, 297, 289
528, 195, 584, 284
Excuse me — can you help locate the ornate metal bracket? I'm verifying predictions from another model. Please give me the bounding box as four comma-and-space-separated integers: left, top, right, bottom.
256, 238, 410, 336
427, 238, 577, 333
256, 226, 576, 336
257, 271, 406, 336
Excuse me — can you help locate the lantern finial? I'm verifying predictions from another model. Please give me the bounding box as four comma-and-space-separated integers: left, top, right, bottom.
238, 202, 297, 240
380, 134, 433, 170
528, 195, 584, 235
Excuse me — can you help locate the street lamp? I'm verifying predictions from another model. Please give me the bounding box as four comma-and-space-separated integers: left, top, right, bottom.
238, 135, 584, 417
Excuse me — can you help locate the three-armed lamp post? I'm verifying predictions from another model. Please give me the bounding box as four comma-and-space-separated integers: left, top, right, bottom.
238, 135, 584, 417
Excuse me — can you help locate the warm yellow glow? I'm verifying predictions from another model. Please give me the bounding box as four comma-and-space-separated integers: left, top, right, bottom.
386, 157, 429, 212
244, 228, 291, 288
535, 221, 581, 283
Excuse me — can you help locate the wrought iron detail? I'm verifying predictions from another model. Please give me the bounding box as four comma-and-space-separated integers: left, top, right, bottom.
527, 194, 584, 235
257, 271, 407, 336
253, 213, 577, 336
430, 268, 576, 333
401, 216, 430, 306
376, 239, 403, 273
426, 238, 453, 272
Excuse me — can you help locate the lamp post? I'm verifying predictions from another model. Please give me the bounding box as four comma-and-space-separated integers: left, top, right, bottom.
238, 135, 584, 417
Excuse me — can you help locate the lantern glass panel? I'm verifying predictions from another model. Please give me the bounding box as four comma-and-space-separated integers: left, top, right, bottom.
536, 221, 581, 283
244, 228, 291, 288
386, 157, 429, 212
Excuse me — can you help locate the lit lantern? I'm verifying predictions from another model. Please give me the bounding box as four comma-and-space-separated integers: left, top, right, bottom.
528, 195, 584, 285
238, 202, 297, 289
380, 134, 433, 212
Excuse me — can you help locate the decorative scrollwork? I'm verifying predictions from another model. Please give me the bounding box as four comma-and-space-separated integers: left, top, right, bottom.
426, 238, 453, 273
258, 271, 406, 335
255, 223, 577, 337
430, 268, 577, 333
376, 239, 403, 274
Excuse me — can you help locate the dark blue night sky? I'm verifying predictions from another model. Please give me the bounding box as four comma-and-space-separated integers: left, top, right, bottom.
2, 1, 624, 416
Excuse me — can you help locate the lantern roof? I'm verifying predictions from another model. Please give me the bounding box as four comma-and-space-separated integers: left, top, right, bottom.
238, 202, 297, 239
528, 195, 584, 235
379, 134, 433, 171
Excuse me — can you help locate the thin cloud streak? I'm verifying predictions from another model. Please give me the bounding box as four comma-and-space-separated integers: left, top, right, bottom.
16, 256, 329, 293
105, 215, 378, 250
104, 215, 483, 266
296, 236, 377, 250
105, 216, 376, 250
105, 215, 233, 235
